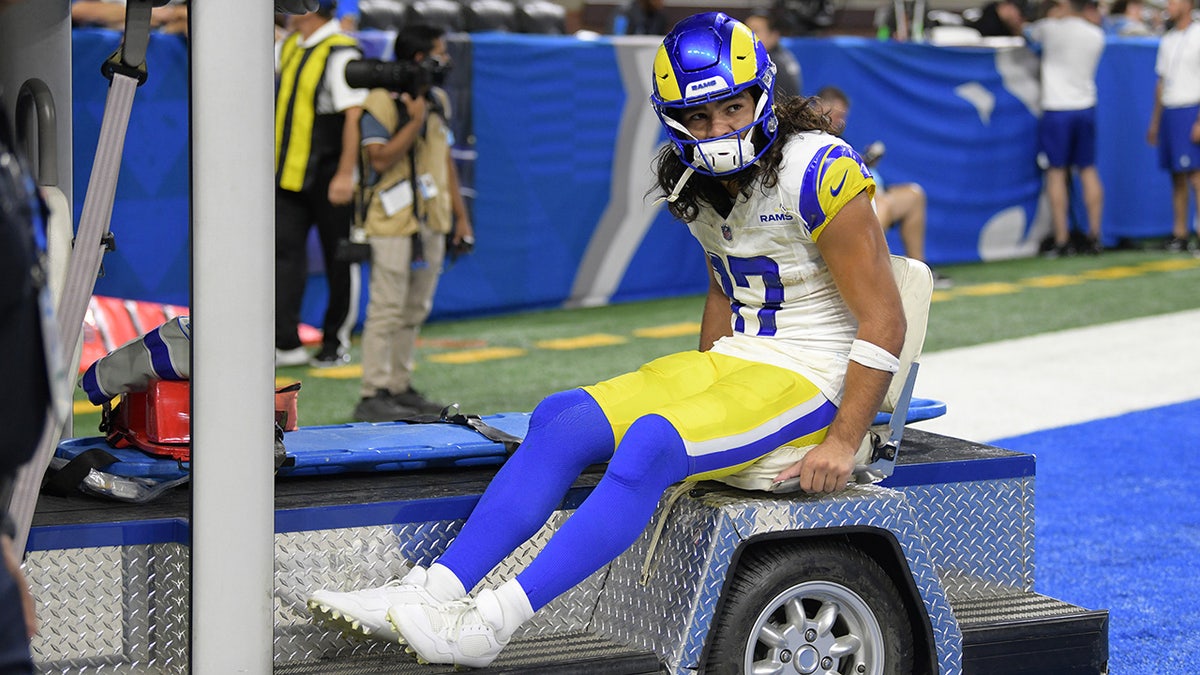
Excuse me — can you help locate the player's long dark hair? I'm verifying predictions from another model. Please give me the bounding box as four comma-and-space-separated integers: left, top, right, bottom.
651, 94, 836, 223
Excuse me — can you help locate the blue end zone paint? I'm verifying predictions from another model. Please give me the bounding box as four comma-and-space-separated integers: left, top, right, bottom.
989, 399, 1200, 674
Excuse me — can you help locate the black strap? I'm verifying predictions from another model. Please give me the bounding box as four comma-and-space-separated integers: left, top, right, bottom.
458, 414, 523, 454
397, 410, 524, 455
275, 422, 295, 471
42, 448, 120, 497
408, 144, 428, 268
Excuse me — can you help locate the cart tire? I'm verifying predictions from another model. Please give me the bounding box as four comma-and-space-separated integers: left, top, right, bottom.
704, 540, 914, 675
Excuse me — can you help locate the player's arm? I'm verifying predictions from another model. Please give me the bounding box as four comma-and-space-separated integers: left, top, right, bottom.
329, 105, 361, 206
699, 263, 732, 351
773, 192, 905, 493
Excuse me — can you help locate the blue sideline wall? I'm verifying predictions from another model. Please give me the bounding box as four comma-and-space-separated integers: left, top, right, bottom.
71, 29, 1166, 325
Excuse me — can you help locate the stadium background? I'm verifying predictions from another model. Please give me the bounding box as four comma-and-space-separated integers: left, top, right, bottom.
71, 29, 1171, 326
55, 24, 1200, 673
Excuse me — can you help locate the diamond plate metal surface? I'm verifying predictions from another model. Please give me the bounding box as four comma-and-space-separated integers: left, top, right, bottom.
27, 544, 189, 675
589, 484, 964, 675
29, 474, 1033, 674
896, 478, 1035, 599
272, 511, 604, 666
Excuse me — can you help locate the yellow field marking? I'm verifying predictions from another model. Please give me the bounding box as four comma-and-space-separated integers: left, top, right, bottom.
955, 282, 1023, 296
429, 347, 527, 364
929, 256, 1200, 304
535, 334, 628, 350
1137, 258, 1200, 272
74, 399, 103, 415
1022, 275, 1086, 288
1079, 266, 1145, 280
305, 364, 363, 379
633, 322, 702, 338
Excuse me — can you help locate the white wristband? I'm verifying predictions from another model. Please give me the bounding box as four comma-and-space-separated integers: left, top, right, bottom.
848, 339, 900, 374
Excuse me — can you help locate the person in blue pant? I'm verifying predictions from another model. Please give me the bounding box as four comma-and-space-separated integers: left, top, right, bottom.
1148, 0, 1200, 252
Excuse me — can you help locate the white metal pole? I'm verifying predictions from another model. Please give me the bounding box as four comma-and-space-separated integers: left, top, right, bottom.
189, 0, 276, 672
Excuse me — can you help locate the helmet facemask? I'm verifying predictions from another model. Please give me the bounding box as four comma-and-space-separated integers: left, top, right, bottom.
656, 83, 777, 177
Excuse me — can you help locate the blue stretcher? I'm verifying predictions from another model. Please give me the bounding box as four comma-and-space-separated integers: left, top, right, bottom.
52, 400, 947, 489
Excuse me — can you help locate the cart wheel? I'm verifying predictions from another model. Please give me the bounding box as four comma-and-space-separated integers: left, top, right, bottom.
704, 540, 913, 675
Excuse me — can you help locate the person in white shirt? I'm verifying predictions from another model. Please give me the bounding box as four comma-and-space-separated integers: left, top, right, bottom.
273, 0, 369, 367
1026, 0, 1107, 256
1147, 0, 1200, 252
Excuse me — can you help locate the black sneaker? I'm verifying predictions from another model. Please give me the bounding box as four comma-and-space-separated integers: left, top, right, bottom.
1084, 236, 1103, 255
1165, 236, 1189, 252
353, 390, 414, 423
1042, 244, 1072, 259
390, 387, 446, 415
310, 345, 350, 368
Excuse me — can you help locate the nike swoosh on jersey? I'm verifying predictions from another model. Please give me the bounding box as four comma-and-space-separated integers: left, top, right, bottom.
830, 171, 848, 197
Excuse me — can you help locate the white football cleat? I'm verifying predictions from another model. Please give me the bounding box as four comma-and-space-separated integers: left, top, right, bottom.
388, 579, 533, 668
307, 566, 435, 642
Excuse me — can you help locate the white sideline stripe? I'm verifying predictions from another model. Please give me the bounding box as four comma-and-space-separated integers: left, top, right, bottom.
909, 309, 1200, 444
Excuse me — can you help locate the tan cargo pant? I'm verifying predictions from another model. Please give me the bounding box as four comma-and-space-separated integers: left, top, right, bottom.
358, 232, 445, 398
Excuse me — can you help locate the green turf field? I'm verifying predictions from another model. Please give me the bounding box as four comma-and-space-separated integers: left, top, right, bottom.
70, 249, 1200, 433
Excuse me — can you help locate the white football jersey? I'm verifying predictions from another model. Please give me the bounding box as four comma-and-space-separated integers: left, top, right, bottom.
688, 131, 876, 403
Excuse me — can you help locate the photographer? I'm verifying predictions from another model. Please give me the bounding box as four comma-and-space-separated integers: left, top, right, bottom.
351, 23, 473, 422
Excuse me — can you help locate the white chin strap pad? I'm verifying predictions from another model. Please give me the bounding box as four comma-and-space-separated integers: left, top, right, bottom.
692, 134, 756, 174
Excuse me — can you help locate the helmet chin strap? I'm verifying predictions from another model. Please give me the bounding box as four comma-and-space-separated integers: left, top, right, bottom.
655, 166, 695, 205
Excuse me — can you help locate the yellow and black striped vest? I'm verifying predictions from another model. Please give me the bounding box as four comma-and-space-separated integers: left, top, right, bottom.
275, 31, 358, 192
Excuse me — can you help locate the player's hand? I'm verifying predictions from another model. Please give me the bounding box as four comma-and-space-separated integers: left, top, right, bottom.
772, 440, 856, 494
1147, 121, 1159, 146
1191, 119, 1200, 145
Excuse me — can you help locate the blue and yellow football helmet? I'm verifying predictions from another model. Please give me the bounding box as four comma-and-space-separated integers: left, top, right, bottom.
651, 12, 778, 177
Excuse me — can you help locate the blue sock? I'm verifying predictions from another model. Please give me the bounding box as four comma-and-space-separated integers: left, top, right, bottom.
436, 389, 614, 591
516, 414, 689, 610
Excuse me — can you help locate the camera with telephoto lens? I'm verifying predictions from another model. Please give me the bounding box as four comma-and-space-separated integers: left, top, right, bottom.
344, 57, 447, 98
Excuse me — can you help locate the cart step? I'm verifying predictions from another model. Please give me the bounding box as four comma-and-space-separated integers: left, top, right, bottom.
956, 591, 1108, 674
